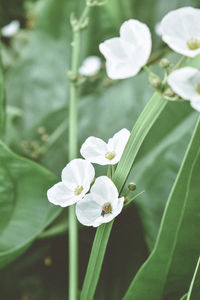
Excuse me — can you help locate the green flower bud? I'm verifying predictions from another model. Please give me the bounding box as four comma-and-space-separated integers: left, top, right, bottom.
128, 182, 136, 191
160, 58, 170, 69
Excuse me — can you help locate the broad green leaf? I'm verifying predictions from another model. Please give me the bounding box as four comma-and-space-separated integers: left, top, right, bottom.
123, 116, 200, 300
186, 257, 200, 300
0, 141, 61, 268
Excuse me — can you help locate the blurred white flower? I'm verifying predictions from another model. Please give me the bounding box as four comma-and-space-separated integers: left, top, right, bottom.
80, 128, 130, 165
1, 20, 20, 37
160, 7, 200, 57
79, 56, 101, 76
76, 176, 124, 227
47, 159, 95, 207
155, 21, 162, 37
99, 19, 152, 79
168, 67, 200, 112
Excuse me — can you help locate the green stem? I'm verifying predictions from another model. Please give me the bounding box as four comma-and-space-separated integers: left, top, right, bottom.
68, 31, 80, 300
68, 5, 91, 300
172, 56, 186, 71
80, 94, 167, 300
0, 41, 5, 139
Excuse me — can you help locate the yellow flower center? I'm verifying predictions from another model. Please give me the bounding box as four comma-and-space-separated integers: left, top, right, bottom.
101, 202, 112, 217
196, 84, 200, 94
186, 38, 200, 50
74, 185, 83, 196
105, 151, 115, 160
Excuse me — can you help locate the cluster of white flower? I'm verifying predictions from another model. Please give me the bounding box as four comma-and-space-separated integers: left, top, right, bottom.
47, 129, 130, 227
97, 6, 200, 112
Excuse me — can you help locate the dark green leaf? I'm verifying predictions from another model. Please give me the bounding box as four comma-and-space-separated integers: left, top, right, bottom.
0, 141, 61, 268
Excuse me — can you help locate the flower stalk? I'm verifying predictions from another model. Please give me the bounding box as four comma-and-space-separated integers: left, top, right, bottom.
68, 5, 90, 300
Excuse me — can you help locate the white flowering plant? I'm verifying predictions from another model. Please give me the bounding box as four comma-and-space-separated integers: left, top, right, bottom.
0, 1, 200, 300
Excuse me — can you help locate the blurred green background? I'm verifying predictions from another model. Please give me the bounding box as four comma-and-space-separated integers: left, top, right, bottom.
0, 0, 200, 299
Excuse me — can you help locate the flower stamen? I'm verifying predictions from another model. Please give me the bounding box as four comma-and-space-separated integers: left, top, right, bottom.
196, 84, 200, 94
101, 202, 112, 217
186, 38, 200, 50
74, 185, 84, 195
105, 151, 115, 160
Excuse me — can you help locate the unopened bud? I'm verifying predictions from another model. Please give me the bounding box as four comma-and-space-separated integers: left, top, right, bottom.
160, 58, 170, 69
164, 87, 175, 98
128, 182, 136, 191
149, 75, 163, 91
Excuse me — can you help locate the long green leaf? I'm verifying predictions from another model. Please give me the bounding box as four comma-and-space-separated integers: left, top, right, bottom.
123, 116, 200, 300
80, 93, 167, 300
186, 257, 200, 300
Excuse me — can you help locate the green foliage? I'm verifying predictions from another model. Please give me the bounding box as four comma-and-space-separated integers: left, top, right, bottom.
0, 141, 61, 268
123, 116, 200, 300
1, 0, 200, 299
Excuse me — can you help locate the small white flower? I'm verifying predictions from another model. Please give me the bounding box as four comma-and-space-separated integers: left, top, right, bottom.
160, 7, 200, 57
80, 128, 130, 165
99, 19, 152, 79
168, 67, 200, 110
47, 159, 95, 207
79, 56, 101, 76
1, 20, 20, 37
76, 176, 124, 227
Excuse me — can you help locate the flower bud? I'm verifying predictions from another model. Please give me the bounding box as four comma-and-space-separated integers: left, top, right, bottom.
160, 58, 170, 69
164, 87, 175, 98
128, 182, 136, 191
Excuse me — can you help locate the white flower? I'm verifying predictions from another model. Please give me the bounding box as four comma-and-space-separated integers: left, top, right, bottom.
1, 20, 20, 37
168, 67, 200, 111
160, 7, 200, 57
80, 128, 130, 165
47, 159, 95, 207
79, 56, 101, 76
76, 176, 124, 227
99, 19, 152, 79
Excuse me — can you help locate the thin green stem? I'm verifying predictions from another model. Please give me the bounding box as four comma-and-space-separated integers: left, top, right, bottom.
172, 56, 186, 71
68, 5, 91, 300
0, 41, 5, 139
68, 32, 80, 300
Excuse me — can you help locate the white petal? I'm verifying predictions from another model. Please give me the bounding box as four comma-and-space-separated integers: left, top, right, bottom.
120, 19, 152, 66
76, 177, 124, 227
76, 194, 101, 226
80, 136, 110, 165
99, 38, 139, 79
1, 20, 20, 37
161, 7, 200, 57
99, 19, 151, 79
61, 158, 95, 193
191, 101, 200, 112
90, 176, 119, 206
47, 182, 76, 207
107, 128, 130, 164
168, 67, 200, 102
79, 56, 101, 76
